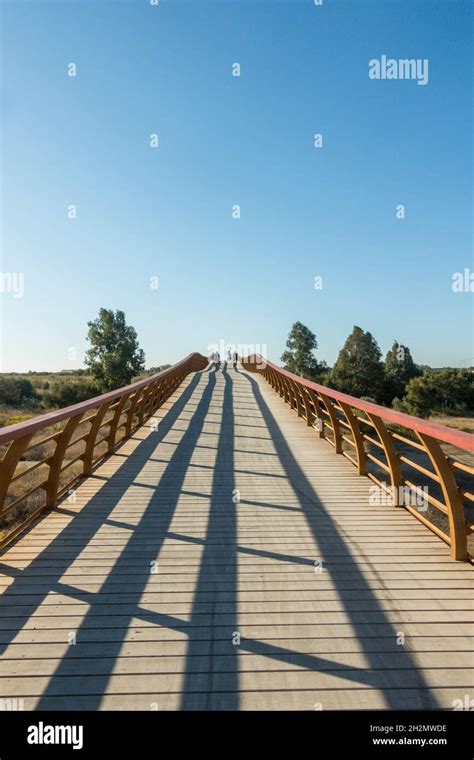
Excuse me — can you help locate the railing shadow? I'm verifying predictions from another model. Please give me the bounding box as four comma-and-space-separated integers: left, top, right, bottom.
239, 371, 440, 709
0, 369, 215, 709
181, 362, 238, 709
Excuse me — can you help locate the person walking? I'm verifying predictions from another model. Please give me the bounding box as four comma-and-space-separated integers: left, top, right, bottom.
232, 351, 238, 370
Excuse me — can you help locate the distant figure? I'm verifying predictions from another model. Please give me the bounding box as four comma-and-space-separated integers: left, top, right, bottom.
227, 350, 232, 363
232, 351, 238, 370
215, 351, 221, 369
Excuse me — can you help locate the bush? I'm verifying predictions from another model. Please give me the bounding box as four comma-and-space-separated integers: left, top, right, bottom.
44, 379, 100, 409
395, 369, 474, 418
3, 414, 34, 426
0, 378, 37, 406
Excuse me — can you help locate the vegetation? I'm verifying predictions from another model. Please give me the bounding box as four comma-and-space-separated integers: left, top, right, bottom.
0, 377, 37, 406
85, 308, 145, 392
281, 321, 328, 381
137, 364, 172, 380
43, 379, 100, 409
382, 341, 422, 405
393, 368, 474, 418
0, 308, 163, 424
329, 326, 385, 402
281, 322, 473, 419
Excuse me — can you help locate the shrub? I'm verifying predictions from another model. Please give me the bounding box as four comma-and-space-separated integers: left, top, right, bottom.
396, 369, 474, 418
44, 379, 100, 409
0, 378, 37, 406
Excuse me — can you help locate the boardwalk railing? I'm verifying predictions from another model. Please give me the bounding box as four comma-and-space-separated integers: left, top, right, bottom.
0, 352, 208, 549
242, 355, 474, 561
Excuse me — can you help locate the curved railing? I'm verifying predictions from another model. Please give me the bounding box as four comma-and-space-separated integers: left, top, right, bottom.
0, 352, 208, 549
242, 355, 474, 561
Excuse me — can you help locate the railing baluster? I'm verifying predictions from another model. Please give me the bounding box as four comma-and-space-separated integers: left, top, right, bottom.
309, 390, 325, 438
108, 391, 132, 452
125, 390, 141, 438
302, 388, 314, 427
0, 434, 34, 522
45, 416, 83, 508
83, 401, 113, 476
270, 368, 279, 392
283, 376, 293, 406
148, 381, 162, 415
157, 379, 167, 407
339, 401, 367, 476
417, 432, 467, 561
319, 393, 342, 453
367, 414, 402, 505
138, 383, 153, 426
276, 372, 285, 399
290, 379, 302, 416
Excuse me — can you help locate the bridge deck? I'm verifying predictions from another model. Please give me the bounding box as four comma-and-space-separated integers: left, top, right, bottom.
0, 366, 472, 710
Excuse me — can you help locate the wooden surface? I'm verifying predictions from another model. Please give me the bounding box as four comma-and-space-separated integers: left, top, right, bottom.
0, 365, 472, 710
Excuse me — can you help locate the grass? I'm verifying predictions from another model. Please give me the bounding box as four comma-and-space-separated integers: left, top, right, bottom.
428, 414, 474, 434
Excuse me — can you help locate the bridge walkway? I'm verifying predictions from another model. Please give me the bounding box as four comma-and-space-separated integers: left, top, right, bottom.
0, 365, 472, 709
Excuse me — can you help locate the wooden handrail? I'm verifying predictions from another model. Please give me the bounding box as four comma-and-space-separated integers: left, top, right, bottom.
0, 352, 208, 549
242, 356, 474, 452
241, 354, 474, 561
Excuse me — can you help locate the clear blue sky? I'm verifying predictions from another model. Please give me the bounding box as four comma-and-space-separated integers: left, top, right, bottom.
1, 0, 472, 372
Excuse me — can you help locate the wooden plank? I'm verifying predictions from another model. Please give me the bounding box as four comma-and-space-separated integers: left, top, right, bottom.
1, 598, 472, 618
0, 610, 473, 632
0, 668, 472, 700
0, 651, 470, 677
1, 622, 472, 645
11, 688, 466, 711
2, 635, 472, 660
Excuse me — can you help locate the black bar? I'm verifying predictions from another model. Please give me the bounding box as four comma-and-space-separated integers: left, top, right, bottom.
0, 710, 471, 758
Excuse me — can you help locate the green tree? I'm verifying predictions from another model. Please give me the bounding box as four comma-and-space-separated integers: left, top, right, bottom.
383, 340, 421, 404
393, 368, 474, 418
85, 309, 145, 391
330, 326, 385, 401
281, 322, 326, 380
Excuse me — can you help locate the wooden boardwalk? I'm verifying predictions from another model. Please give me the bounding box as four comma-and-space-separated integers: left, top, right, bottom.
0, 365, 472, 710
